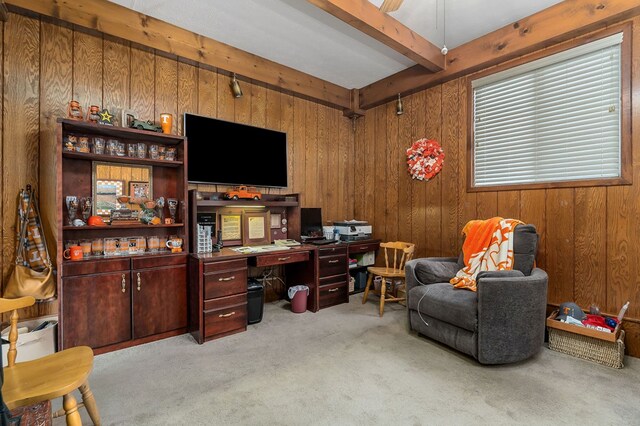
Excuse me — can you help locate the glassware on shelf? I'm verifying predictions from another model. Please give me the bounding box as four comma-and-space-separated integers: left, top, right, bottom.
91, 238, 104, 256
158, 145, 166, 160
135, 236, 147, 253
165, 147, 177, 161
65, 196, 79, 226
80, 197, 92, 223
106, 139, 119, 156
167, 198, 178, 224
104, 238, 118, 256
64, 134, 77, 152
148, 144, 159, 160
77, 136, 90, 153
136, 143, 147, 159
80, 239, 92, 258
127, 143, 137, 157
116, 142, 126, 157
92, 138, 105, 154
159, 236, 168, 251
147, 236, 160, 252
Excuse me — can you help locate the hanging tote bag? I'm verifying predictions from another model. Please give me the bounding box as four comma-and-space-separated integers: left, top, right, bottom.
4, 185, 56, 300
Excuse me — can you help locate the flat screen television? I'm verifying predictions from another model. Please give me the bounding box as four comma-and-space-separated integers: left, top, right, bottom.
184, 113, 288, 187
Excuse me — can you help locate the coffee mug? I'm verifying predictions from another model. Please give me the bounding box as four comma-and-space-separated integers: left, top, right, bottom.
166, 238, 182, 249
64, 245, 83, 261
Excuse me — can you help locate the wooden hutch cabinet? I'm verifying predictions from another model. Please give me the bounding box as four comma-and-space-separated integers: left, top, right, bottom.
44, 119, 189, 354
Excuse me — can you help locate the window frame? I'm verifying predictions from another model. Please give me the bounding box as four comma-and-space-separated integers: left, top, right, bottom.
467, 24, 632, 192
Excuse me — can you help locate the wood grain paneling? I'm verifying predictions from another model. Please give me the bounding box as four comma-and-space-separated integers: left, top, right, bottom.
154, 55, 178, 134
73, 30, 102, 117
103, 36, 130, 125
355, 18, 640, 357
130, 46, 154, 121
177, 62, 198, 136
574, 187, 606, 310
3, 11, 355, 323
3, 14, 40, 320
424, 87, 442, 257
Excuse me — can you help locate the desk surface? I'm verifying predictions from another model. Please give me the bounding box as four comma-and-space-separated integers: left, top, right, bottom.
190, 239, 380, 262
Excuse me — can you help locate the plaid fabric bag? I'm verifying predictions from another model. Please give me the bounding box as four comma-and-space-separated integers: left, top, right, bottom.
4, 185, 55, 300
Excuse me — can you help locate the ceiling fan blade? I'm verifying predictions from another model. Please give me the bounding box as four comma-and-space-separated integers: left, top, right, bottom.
379, 0, 404, 13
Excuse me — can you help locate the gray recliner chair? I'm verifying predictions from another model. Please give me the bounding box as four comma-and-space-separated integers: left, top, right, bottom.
405, 224, 548, 364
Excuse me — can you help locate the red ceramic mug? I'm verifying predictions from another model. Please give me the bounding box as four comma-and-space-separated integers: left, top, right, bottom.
64, 245, 83, 261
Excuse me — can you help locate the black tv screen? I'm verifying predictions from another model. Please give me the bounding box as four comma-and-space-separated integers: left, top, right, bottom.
184, 113, 288, 187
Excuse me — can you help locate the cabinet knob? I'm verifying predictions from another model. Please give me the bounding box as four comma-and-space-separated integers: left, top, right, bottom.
121, 274, 126, 293
218, 276, 235, 282
137, 272, 141, 291
218, 311, 236, 318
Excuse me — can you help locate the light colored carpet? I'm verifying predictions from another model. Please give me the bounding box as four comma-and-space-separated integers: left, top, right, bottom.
56, 295, 640, 425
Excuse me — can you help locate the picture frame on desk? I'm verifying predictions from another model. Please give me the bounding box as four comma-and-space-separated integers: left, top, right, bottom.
219, 213, 242, 246
242, 211, 271, 246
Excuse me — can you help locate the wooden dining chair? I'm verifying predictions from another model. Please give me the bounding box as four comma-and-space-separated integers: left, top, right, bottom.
1, 296, 101, 426
362, 241, 415, 316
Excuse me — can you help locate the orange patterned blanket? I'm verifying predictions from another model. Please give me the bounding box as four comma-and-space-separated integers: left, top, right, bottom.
450, 217, 522, 292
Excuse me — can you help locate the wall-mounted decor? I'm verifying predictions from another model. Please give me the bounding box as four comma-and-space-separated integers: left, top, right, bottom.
406, 138, 445, 181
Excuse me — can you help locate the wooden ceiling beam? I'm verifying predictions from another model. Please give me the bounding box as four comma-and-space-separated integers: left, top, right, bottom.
7, 0, 352, 110
359, 0, 640, 109
0, 1, 8, 21
308, 0, 445, 72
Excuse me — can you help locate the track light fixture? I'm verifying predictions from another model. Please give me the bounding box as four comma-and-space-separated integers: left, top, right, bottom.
396, 93, 404, 116
230, 73, 243, 98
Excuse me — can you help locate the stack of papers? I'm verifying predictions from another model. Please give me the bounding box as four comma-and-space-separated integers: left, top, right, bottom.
232, 245, 292, 254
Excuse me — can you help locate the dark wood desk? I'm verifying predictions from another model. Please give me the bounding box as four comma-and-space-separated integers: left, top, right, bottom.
188, 240, 379, 344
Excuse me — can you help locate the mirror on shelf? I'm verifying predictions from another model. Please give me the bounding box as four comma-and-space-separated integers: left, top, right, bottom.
92, 162, 153, 217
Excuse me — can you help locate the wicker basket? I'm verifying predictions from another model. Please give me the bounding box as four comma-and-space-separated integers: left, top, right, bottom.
547, 311, 625, 369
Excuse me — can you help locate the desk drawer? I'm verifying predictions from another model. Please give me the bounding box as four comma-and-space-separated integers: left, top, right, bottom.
319, 254, 347, 277
203, 293, 247, 312
204, 303, 247, 338
318, 246, 347, 256
204, 268, 248, 299
349, 242, 379, 255
319, 279, 348, 309
204, 258, 246, 273
254, 251, 309, 267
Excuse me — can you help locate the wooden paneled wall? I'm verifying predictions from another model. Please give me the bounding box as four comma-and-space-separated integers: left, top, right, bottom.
354, 17, 640, 357
0, 13, 355, 319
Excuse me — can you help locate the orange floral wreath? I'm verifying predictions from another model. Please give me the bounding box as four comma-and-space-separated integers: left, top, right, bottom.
406, 138, 445, 181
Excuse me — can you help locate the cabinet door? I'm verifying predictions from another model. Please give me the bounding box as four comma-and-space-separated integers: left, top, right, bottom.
132, 264, 187, 339
62, 271, 132, 349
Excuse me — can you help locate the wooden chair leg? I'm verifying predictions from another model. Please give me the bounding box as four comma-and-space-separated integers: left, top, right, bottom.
63, 393, 83, 426
80, 381, 101, 426
362, 273, 373, 303
379, 278, 386, 317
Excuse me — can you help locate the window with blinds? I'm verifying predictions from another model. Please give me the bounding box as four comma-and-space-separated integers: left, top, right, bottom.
471, 32, 624, 188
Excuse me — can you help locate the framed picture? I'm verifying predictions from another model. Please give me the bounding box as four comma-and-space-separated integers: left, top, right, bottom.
122, 109, 137, 128
219, 214, 242, 246
242, 211, 271, 246
95, 180, 123, 216
129, 181, 151, 200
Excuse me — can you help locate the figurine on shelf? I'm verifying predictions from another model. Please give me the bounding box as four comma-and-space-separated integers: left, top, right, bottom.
98, 108, 114, 126
67, 100, 83, 121
87, 105, 101, 123
80, 197, 92, 222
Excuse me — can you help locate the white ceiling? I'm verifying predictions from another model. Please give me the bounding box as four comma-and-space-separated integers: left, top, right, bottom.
109, 0, 563, 88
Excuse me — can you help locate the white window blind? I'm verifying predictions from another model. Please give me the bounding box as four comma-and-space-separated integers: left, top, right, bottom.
472, 33, 622, 187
